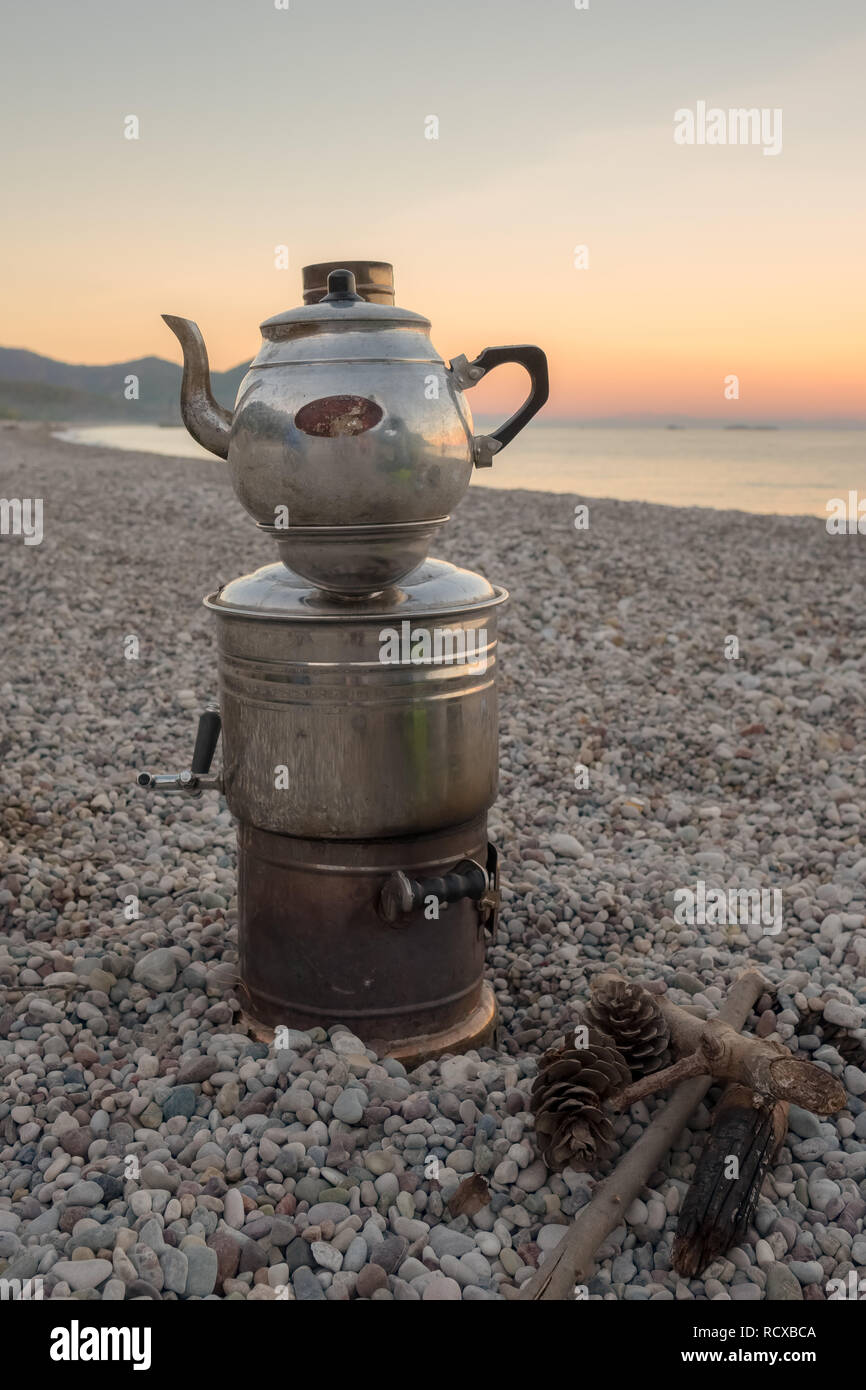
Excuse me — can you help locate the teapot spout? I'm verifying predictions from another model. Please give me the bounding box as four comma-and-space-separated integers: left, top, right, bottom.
162, 315, 233, 459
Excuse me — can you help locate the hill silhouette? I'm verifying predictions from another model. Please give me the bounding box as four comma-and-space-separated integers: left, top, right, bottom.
0, 346, 248, 422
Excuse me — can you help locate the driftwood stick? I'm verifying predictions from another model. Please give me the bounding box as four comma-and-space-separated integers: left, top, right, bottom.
655, 994, 845, 1112
611, 1052, 707, 1109
602, 984, 845, 1116
517, 968, 766, 1301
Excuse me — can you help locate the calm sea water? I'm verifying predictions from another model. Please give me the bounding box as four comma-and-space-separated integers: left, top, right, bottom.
54, 424, 864, 519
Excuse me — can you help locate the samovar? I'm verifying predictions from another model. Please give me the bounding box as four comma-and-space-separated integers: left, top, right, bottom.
139, 260, 548, 1064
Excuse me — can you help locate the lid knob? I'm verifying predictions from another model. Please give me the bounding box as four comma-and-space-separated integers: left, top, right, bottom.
302, 260, 395, 304
320, 268, 363, 304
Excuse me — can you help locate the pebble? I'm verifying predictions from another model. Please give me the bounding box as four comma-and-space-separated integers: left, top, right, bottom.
765, 1263, 804, 1300
549, 834, 582, 859
365, 1151, 396, 1176
516, 1159, 547, 1192
537, 1224, 568, 1251
223, 1189, 245, 1229
611, 1254, 636, 1284
311, 1241, 343, 1272
844, 1066, 866, 1096
50, 1259, 112, 1291
293, 1267, 326, 1301
645, 1200, 666, 1231
808, 1179, 841, 1212
185, 1246, 218, 1297
787, 1105, 820, 1140
333, 1090, 365, 1125
422, 1276, 462, 1300
64, 1181, 103, 1207
133, 948, 178, 993
163, 1085, 197, 1119
824, 1000, 863, 1029
160, 1248, 188, 1295
428, 1227, 476, 1259
356, 1263, 388, 1298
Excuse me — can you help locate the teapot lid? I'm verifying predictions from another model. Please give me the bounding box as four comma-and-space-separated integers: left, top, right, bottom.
260, 266, 430, 340
302, 260, 395, 305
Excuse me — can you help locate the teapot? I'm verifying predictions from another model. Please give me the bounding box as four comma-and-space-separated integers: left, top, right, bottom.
164, 260, 548, 591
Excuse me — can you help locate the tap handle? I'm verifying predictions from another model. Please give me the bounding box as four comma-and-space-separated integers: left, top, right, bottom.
379, 859, 489, 924
191, 707, 222, 774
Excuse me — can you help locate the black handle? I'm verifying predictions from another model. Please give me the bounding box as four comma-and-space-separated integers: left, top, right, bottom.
464, 344, 549, 460
191, 708, 222, 774
412, 861, 488, 908
379, 859, 488, 924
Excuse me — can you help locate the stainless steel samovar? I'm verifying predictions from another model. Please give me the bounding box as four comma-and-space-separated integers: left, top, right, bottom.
140, 260, 548, 1063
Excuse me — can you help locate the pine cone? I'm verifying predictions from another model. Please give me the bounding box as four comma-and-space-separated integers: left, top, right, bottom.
531, 1037, 631, 1171
584, 975, 672, 1077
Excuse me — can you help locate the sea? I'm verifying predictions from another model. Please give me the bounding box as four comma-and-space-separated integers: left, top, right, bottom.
53, 424, 864, 520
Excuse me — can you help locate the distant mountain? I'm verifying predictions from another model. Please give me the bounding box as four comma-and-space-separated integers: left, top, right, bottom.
0, 347, 248, 423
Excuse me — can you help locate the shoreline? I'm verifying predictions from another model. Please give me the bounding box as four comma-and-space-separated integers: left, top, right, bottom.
2, 418, 847, 526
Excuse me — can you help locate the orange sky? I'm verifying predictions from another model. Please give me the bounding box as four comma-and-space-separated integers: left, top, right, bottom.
2, 0, 864, 422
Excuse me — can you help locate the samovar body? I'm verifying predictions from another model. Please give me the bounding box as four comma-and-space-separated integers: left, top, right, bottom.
141, 261, 547, 1062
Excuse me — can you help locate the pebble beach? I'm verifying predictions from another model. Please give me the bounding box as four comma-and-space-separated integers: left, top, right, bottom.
1, 421, 865, 1302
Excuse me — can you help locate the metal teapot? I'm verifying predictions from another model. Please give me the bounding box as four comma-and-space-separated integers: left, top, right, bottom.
164, 260, 548, 592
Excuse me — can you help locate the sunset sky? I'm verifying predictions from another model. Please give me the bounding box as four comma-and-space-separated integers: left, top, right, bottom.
2, 0, 864, 422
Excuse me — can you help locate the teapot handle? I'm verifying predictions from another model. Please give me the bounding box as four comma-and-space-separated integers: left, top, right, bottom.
450, 345, 549, 467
